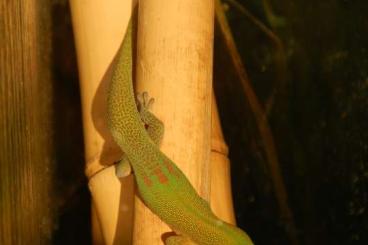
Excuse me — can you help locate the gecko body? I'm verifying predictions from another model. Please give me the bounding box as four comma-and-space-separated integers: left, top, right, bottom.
107, 15, 253, 245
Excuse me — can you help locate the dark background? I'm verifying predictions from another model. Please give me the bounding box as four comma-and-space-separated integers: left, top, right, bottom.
50, 0, 368, 244
214, 1, 368, 244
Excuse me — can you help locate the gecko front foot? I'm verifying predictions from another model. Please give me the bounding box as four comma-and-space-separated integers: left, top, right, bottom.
135, 91, 164, 145
136, 91, 154, 113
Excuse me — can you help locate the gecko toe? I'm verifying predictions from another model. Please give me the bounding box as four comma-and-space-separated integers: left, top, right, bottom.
136, 91, 155, 111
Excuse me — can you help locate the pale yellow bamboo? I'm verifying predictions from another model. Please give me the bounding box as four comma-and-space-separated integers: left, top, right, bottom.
69, 0, 137, 178
69, 0, 136, 244
133, 0, 214, 244
91, 203, 104, 245
70, 0, 215, 243
210, 95, 237, 224
89, 166, 134, 244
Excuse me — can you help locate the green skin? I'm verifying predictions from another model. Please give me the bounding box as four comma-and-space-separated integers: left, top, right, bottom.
107, 17, 253, 245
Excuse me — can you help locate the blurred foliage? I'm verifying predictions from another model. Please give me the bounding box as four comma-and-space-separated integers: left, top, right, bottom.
214, 0, 368, 244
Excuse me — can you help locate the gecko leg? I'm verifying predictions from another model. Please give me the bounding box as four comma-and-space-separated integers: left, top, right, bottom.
165, 235, 194, 245
115, 155, 132, 178
115, 91, 164, 177
137, 91, 164, 145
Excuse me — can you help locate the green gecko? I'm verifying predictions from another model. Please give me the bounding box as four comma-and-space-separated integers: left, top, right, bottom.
107, 13, 253, 245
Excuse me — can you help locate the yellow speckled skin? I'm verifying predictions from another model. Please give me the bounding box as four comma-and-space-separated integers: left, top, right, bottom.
107, 16, 253, 245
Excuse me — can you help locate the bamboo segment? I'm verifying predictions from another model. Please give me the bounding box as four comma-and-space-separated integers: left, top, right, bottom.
0, 1, 53, 243
70, 0, 214, 243
69, 0, 137, 244
91, 203, 104, 245
133, 0, 214, 243
89, 166, 134, 245
69, 0, 137, 178
210, 95, 237, 225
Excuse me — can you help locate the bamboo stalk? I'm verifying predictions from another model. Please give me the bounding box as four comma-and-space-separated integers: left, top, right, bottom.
0, 0, 53, 243
210, 95, 237, 224
69, 0, 136, 244
70, 0, 215, 244
133, 0, 214, 243
91, 203, 104, 245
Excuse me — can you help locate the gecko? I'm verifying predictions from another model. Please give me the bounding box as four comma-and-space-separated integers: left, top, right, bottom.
107, 12, 253, 245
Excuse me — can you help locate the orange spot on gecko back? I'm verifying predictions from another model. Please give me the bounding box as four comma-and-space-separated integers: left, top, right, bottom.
153, 167, 168, 184
163, 159, 180, 177
143, 175, 153, 187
